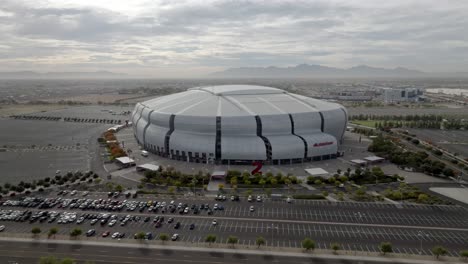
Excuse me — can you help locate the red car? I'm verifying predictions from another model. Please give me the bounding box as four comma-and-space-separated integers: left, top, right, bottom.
155, 222, 162, 228
102, 230, 110, 237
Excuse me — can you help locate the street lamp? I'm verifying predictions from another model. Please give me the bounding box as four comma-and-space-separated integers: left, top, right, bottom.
354, 212, 365, 233
267, 225, 278, 246
418, 231, 429, 254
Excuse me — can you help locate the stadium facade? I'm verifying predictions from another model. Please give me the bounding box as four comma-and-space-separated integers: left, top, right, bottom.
131, 85, 347, 165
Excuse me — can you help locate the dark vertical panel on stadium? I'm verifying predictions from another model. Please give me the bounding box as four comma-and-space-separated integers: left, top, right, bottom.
255, 115, 272, 161
134, 105, 145, 143
288, 114, 308, 159
142, 110, 154, 147
164, 114, 175, 156
215, 116, 222, 161
318, 112, 325, 132
339, 108, 348, 143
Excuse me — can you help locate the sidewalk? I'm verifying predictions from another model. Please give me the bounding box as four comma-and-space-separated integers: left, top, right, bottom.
0, 236, 464, 264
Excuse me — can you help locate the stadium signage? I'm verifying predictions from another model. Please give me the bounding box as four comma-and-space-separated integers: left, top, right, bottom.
313, 141, 334, 147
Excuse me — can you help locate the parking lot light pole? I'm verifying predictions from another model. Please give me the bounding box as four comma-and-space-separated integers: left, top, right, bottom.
267, 225, 278, 247
354, 212, 364, 232
418, 231, 429, 254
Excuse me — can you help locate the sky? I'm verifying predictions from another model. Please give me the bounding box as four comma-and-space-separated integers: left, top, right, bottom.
0, 0, 467, 77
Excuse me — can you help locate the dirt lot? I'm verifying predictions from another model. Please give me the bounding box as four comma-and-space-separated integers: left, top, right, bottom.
0, 104, 69, 118
43, 92, 142, 104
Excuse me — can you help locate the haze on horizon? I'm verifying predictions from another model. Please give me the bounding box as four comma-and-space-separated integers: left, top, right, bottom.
0, 0, 467, 78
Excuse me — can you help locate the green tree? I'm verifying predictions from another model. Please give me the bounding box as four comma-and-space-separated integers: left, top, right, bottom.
270, 178, 277, 186
48, 227, 58, 239
168, 186, 175, 194
205, 234, 217, 245
379, 242, 393, 255
432, 246, 448, 259
218, 183, 224, 190
259, 179, 266, 188
230, 177, 238, 187
302, 238, 316, 251
227, 236, 238, 247
69, 228, 82, 239
135, 232, 146, 241
39, 256, 58, 264
32, 227, 41, 237
417, 193, 429, 203
159, 233, 169, 243
460, 250, 468, 260
331, 243, 340, 253
115, 184, 123, 192
60, 258, 74, 264
256, 236, 266, 248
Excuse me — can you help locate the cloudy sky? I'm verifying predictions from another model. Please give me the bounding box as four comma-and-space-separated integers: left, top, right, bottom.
0, 0, 467, 77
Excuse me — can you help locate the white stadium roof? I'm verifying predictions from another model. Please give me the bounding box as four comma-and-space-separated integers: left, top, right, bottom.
139, 85, 342, 117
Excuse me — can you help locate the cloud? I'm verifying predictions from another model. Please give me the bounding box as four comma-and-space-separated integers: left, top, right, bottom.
0, 0, 467, 76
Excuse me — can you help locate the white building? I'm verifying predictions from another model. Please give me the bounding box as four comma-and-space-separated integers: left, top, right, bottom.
380, 87, 423, 103
131, 85, 347, 165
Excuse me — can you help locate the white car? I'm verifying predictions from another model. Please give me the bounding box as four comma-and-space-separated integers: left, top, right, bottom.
286, 197, 292, 203
212, 219, 218, 226
141, 150, 149, 157
256, 196, 262, 202
111, 232, 120, 239
171, 234, 179, 241
249, 206, 255, 212
247, 195, 253, 202
70, 190, 77, 196
82, 191, 89, 196
0, 225, 5, 232
108, 220, 117, 227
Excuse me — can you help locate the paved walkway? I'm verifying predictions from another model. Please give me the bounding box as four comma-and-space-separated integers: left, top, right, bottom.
430, 187, 468, 205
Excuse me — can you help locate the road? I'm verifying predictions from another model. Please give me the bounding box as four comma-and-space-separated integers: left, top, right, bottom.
0, 240, 447, 264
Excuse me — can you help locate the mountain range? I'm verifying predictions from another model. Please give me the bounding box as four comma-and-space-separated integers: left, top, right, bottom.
0, 71, 126, 79
210, 64, 440, 78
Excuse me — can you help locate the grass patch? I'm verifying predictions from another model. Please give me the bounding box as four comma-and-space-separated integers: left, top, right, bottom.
350, 120, 379, 128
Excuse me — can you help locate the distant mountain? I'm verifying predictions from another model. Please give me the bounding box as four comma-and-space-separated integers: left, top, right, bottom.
210, 64, 427, 78
0, 70, 127, 79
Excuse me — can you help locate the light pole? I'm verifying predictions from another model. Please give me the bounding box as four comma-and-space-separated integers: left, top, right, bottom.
418, 231, 429, 254
267, 225, 278, 247
354, 212, 365, 235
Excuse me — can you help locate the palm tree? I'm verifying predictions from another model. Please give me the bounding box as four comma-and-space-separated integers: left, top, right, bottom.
205, 234, 216, 246
227, 236, 238, 248
69, 228, 82, 239
302, 238, 315, 251
331, 243, 340, 254
256, 236, 265, 248
32, 227, 41, 238
48, 227, 58, 239
135, 232, 146, 241
159, 233, 169, 244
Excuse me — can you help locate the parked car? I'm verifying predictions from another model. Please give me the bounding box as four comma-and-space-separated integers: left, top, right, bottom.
86, 229, 95, 237
102, 231, 110, 237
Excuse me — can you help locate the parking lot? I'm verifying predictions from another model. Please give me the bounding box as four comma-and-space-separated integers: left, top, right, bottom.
0, 119, 106, 184
0, 192, 467, 257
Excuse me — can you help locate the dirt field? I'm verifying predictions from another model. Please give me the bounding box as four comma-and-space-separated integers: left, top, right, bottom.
43, 92, 142, 104
0, 104, 70, 117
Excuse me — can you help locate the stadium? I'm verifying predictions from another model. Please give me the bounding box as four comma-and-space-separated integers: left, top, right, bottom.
131, 85, 347, 165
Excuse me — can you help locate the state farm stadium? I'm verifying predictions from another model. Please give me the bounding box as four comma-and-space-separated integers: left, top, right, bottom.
131, 85, 347, 165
